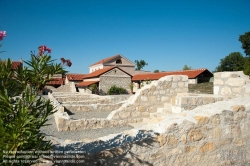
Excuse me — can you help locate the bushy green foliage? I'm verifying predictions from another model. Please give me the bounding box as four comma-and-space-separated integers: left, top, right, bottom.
0, 51, 65, 165
239, 31, 250, 56
89, 84, 98, 94
135, 60, 148, 70
183, 64, 192, 70
107, 85, 126, 95
214, 52, 245, 72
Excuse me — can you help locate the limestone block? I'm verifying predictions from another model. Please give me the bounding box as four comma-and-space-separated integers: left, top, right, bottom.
185, 146, 196, 153
209, 126, 222, 139
221, 87, 232, 95
213, 72, 221, 78
159, 90, 166, 95
214, 79, 224, 85
232, 87, 242, 93
214, 138, 233, 148
172, 82, 177, 88
155, 135, 166, 146
195, 116, 210, 125
188, 129, 205, 141
153, 91, 159, 95
131, 111, 141, 118
225, 78, 245, 86
178, 82, 184, 87
182, 75, 188, 81
213, 86, 220, 95
199, 142, 214, 153
202, 97, 215, 104
161, 96, 170, 102
166, 135, 178, 147
210, 114, 221, 124
139, 106, 147, 112
190, 97, 202, 106
233, 138, 246, 147
173, 75, 182, 81
181, 134, 187, 143
221, 72, 232, 78
231, 105, 245, 112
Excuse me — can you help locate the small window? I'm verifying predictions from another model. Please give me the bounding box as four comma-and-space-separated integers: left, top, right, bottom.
116, 59, 122, 64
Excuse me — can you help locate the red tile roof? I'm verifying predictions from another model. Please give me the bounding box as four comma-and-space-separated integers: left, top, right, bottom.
66, 74, 86, 81
11, 61, 22, 70
1, 61, 22, 70
47, 78, 64, 85
89, 54, 120, 67
76, 81, 99, 87
132, 68, 212, 81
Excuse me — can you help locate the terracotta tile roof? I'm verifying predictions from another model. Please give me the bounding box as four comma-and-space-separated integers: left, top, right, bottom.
89, 54, 120, 67
47, 78, 64, 85
11, 61, 22, 70
76, 81, 99, 87
132, 68, 212, 81
66, 74, 86, 81
1, 61, 22, 70
83, 66, 116, 79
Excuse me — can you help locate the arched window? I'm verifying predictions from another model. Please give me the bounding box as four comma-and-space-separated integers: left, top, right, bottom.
116, 59, 122, 64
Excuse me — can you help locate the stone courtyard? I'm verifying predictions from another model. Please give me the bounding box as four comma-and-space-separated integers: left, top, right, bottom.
40, 71, 250, 165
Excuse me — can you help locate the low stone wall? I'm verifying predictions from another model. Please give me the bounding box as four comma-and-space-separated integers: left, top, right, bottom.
63, 103, 124, 112
214, 71, 250, 97
108, 75, 188, 120
171, 93, 225, 113
52, 96, 250, 165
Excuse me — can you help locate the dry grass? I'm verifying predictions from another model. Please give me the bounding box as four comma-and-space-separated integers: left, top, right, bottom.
188, 82, 213, 94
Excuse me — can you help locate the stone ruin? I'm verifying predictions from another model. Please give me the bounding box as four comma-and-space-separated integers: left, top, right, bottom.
46, 71, 250, 165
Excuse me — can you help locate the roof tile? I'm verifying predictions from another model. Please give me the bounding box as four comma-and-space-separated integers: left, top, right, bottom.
76, 81, 99, 87
132, 68, 211, 81
66, 74, 86, 81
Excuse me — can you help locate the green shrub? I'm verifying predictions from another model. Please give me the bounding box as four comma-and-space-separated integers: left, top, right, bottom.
0, 47, 66, 165
107, 85, 126, 95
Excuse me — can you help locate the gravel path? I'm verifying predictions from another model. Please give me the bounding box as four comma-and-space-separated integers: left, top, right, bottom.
40, 114, 133, 142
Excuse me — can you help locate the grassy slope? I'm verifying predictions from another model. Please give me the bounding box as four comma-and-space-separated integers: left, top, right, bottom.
188, 82, 213, 94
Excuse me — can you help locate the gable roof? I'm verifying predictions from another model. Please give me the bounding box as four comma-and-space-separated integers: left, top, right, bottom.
132, 68, 212, 81
66, 74, 86, 81
89, 54, 120, 67
89, 54, 135, 67
83, 66, 132, 79
76, 81, 99, 87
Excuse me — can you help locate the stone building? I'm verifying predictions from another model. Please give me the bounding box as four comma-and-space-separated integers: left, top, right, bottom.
76, 66, 132, 95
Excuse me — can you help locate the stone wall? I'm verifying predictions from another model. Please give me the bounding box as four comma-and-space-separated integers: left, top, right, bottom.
108, 75, 188, 120
99, 68, 131, 95
171, 93, 225, 113
214, 71, 250, 97
53, 96, 250, 165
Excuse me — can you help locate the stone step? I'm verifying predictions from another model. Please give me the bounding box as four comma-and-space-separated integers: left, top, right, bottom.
157, 107, 172, 114
164, 103, 172, 108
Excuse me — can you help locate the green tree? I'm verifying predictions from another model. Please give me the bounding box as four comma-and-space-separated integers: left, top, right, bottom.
243, 58, 250, 76
183, 65, 192, 70
153, 69, 159, 73
0, 46, 67, 165
214, 52, 245, 72
239, 31, 250, 56
135, 60, 148, 70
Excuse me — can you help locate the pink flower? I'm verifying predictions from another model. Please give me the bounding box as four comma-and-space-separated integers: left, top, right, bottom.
0, 31, 6, 41
46, 48, 52, 53
38, 45, 51, 56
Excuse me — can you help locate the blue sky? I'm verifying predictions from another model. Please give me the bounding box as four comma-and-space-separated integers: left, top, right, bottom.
1, 0, 250, 73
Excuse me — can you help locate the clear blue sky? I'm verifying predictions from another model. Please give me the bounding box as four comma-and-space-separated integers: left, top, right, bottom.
1, 0, 250, 73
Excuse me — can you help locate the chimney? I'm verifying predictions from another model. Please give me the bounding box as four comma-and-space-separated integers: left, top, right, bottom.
20, 58, 23, 63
